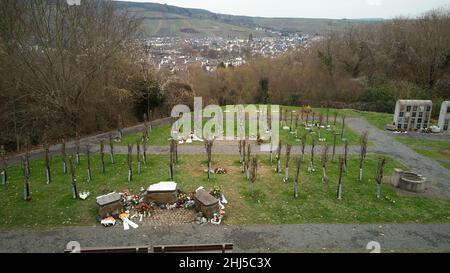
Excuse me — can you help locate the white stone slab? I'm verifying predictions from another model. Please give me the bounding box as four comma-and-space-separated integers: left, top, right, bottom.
147, 181, 177, 192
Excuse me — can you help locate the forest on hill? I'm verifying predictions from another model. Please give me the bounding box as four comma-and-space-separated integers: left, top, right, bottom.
114, 1, 381, 37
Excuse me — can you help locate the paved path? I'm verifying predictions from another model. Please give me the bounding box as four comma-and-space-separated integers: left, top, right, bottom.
1, 223, 450, 253
346, 118, 450, 198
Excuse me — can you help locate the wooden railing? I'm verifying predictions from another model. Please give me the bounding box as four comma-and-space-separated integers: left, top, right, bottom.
64, 243, 233, 253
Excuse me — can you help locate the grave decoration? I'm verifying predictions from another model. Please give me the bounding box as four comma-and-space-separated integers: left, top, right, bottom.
94, 184, 227, 227
214, 167, 227, 174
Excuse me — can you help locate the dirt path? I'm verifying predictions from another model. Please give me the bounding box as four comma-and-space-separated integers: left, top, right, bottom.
1, 223, 450, 253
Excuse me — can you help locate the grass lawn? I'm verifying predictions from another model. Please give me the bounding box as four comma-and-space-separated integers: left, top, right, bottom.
279, 106, 394, 131
395, 137, 450, 150
396, 138, 450, 170
121, 106, 362, 146
1, 152, 450, 229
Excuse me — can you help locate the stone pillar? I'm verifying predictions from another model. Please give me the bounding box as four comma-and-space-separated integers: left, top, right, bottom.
391, 168, 403, 188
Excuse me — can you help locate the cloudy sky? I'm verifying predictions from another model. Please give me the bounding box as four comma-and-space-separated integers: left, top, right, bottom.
120, 0, 449, 19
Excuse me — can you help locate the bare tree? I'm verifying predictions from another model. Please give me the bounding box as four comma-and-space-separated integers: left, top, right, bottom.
169, 141, 174, 181
136, 141, 141, 175
44, 142, 51, 184
341, 115, 346, 140
21, 156, 31, 201
336, 157, 345, 200
301, 133, 307, 162
128, 144, 133, 182
86, 145, 92, 182
343, 139, 349, 172
359, 132, 369, 182
242, 140, 247, 173
109, 133, 115, 164
0, 0, 141, 147
69, 157, 78, 200
332, 131, 339, 162
100, 140, 105, 174
75, 137, 81, 165
276, 140, 282, 173
322, 143, 329, 183
118, 114, 124, 141
376, 157, 387, 199
143, 138, 148, 164
318, 113, 323, 139
143, 113, 149, 142
61, 139, 67, 174
309, 139, 316, 174
245, 143, 251, 180
250, 156, 258, 196
239, 140, 243, 164
283, 144, 292, 182
294, 156, 301, 199
25, 138, 31, 175
1, 145, 7, 185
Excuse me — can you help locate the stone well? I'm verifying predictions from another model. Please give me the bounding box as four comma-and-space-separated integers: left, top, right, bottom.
391, 169, 426, 193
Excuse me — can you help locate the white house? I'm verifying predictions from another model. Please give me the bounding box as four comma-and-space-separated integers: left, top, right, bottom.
393, 100, 433, 131
438, 101, 450, 133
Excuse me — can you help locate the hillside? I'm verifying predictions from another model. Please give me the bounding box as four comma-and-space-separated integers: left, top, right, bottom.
114, 1, 383, 38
